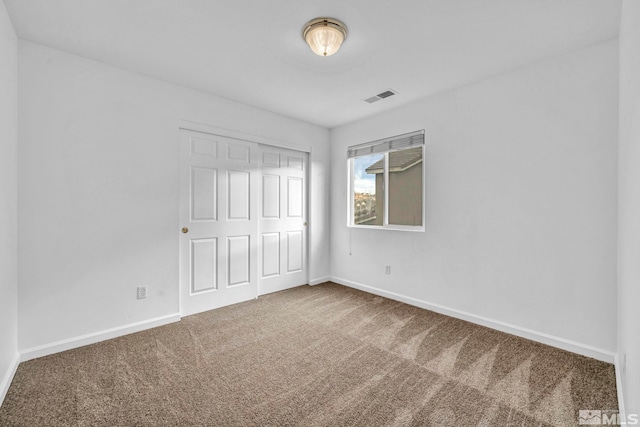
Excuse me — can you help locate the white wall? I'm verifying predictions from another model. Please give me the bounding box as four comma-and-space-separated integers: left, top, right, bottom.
618, 0, 640, 415
0, 0, 18, 402
18, 41, 331, 351
331, 40, 618, 354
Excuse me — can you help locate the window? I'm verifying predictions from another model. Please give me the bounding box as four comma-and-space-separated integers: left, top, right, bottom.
348, 130, 424, 231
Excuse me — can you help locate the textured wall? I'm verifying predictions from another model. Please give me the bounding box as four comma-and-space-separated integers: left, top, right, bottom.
0, 0, 18, 403
332, 41, 618, 353
17, 41, 331, 351
618, 0, 640, 416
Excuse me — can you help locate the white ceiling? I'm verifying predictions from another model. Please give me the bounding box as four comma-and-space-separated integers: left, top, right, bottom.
4, 0, 621, 128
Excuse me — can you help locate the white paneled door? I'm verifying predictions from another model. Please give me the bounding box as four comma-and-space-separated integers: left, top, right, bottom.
259, 145, 308, 295
179, 130, 308, 316
179, 130, 259, 316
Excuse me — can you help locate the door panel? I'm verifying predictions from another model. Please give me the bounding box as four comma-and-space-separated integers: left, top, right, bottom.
228, 171, 250, 220
227, 235, 250, 286
227, 143, 250, 163
262, 233, 280, 278
287, 231, 303, 273
180, 130, 258, 316
262, 152, 280, 168
191, 238, 217, 292
259, 145, 308, 295
287, 177, 303, 218
191, 137, 218, 158
286, 154, 304, 170
191, 167, 217, 221
262, 175, 280, 219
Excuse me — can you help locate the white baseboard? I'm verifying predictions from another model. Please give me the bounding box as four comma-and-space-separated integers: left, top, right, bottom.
0, 352, 20, 406
20, 313, 181, 362
330, 276, 616, 364
309, 276, 331, 286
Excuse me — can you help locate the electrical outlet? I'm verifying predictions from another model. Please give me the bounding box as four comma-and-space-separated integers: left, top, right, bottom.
137, 286, 147, 299
385, 265, 391, 275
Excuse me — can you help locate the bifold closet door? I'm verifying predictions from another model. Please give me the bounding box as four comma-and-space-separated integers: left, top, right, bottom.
258, 145, 308, 295
179, 129, 258, 316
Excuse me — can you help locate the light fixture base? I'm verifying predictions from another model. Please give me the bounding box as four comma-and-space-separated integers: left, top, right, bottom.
302, 17, 348, 57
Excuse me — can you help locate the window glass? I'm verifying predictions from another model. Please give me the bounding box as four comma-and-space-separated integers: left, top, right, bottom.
388, 147, 423, 226
349, 146, 424, 230
352, 153, 383, 226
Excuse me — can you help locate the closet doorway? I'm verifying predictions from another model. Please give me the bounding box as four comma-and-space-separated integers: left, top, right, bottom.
179, 129, 308, 316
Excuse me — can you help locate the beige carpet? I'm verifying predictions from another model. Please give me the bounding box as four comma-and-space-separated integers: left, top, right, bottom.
0, 282, 617, 426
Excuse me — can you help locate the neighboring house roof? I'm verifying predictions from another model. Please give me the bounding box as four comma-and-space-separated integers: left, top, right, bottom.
365, 147, 422, 174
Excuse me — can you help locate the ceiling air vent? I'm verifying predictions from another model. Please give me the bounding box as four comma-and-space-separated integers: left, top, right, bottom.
363, 89, 398, 104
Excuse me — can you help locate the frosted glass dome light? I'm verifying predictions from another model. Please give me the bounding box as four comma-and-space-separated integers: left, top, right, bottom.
302, 18, 348, 57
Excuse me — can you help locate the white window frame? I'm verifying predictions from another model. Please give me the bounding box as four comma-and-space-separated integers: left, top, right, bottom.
347, 130, 425, 232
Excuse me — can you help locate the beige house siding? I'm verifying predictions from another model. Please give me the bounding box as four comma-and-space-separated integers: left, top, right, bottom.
388, 162, 423, 226
366, 160, 422, 226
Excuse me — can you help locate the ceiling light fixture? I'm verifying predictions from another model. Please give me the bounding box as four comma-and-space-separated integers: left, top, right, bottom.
302, 17, 348, 57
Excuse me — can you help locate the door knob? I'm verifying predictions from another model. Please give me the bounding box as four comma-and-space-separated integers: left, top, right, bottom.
182, 227, 189, 234
303, 222, 308, 227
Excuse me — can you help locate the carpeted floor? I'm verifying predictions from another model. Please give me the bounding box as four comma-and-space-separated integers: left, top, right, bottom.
0, 282, 617, 426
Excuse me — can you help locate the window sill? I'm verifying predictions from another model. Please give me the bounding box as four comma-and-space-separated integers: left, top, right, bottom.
347, 224, 425, 232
